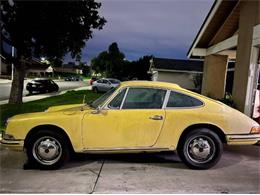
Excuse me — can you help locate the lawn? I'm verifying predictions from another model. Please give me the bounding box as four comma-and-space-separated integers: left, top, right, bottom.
0, 90, 102, 130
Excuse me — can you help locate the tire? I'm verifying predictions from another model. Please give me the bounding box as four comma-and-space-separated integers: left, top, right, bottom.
177, 128, 223, 170
93, 87, 98, 93
26, 130, 70, 169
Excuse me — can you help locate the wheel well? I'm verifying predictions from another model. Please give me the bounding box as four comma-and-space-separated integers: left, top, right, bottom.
177, 124, 226, 149
24, 125, 74, 152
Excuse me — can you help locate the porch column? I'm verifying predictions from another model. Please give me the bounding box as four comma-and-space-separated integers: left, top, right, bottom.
232, 1, 260, 116
201, 54, 228, 99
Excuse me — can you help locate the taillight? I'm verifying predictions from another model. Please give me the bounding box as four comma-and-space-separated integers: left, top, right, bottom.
250, 126, 260, 134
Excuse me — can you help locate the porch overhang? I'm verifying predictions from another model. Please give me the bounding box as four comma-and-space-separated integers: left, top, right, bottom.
187, 0, 239, 59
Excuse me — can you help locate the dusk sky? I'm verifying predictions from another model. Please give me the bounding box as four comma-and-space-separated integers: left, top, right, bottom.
71, 0, 214, 63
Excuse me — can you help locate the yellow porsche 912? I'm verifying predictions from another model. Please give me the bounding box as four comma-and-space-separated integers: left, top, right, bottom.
1, 81, 259, 169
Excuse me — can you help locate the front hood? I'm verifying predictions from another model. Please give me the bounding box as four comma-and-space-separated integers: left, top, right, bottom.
46, 104, 85, 112
8, 104, 90, 122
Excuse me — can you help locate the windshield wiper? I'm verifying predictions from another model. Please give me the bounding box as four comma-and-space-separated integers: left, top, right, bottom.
87, 101, 96, 109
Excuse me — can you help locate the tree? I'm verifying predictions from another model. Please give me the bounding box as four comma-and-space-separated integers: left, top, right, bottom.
91, 42, 152, 80
130, 55, 152, 80
1, 0, 106, 104
79, 63, 91, 76
91, 42, 125, 78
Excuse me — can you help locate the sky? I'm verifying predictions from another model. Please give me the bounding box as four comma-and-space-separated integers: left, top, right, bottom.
76, 0, 214, 64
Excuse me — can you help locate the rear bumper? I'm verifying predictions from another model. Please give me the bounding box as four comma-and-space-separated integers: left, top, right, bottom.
226, 134, 260, 145
0, 132, 24, 151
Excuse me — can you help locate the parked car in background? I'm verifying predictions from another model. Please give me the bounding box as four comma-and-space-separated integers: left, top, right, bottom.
89, 77, 97, 85
2, 81, 259, 170
26, 78, 59, 94
92, 78, 121, 92
64, 75, 83, 81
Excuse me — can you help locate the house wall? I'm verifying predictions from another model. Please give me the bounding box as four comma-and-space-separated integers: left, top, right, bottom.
201, 54, 228, 99
231, 1, 260, 116
0, 60, 10, 75
156, 71, 198, 90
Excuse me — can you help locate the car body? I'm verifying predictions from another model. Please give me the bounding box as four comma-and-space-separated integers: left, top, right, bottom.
64, 76, 83, 81
92, 78, 121, 92
1, 81, 259, 169
26, 78, 59, 94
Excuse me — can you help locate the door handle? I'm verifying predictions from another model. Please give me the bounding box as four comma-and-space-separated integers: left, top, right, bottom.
149, 115, 163, 120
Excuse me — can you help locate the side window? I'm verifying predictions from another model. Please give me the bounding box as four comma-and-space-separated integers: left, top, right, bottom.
108, 89, 126, 109
103, 79, 109, 84
97, 79, 102, 83
122, 88, 166, 109
166, 91, 203, 108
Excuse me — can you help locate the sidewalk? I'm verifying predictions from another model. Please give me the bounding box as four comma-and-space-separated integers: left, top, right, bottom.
0, 85, 91, 105
0, 79, 11, 84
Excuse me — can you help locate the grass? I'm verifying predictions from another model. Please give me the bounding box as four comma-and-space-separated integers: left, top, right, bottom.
0, 90, 102, 130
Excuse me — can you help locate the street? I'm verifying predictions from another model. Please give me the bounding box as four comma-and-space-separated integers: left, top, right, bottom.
0, 145, 259, 193
0, 80, 88, 101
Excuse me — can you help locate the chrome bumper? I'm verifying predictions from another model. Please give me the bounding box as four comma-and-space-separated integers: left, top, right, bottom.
0, 132, 24, 151
226, 134, 260, 145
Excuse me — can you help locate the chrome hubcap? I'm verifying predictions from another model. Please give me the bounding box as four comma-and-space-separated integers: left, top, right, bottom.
187, 135, 215, 164
33, 136, 62, 165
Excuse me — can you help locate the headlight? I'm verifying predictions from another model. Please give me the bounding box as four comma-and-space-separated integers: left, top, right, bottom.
4, 117, 11, 128
2, 131, 15, 140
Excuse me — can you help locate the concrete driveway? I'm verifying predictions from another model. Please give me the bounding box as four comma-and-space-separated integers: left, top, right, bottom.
0, 145, 259, 193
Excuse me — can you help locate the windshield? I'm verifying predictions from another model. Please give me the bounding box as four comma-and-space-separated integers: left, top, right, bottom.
90, 87, 118, 108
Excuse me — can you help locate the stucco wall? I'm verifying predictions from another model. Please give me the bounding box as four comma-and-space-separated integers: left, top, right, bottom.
201, 54, 228, 99
156, 71, 198, 90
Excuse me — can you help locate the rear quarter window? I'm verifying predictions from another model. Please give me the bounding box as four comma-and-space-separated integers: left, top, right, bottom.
166, 91, 203, 108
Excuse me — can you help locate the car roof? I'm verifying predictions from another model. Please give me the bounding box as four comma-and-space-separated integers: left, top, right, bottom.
120, 81, 182, 90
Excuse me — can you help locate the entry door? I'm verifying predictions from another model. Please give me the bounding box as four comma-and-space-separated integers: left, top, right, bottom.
82, 87, 167, 149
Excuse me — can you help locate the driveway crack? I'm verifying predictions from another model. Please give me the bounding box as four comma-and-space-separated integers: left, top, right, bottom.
90, 159, 105, 194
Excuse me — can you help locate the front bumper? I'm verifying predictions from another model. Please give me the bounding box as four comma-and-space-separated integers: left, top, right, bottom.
226, 133, 260, 145
0, 132, 24, 151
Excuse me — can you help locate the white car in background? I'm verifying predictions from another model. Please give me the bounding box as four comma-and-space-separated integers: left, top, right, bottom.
92, 78, 121, 92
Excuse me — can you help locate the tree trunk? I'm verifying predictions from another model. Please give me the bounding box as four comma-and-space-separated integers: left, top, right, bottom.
8, 59, 26, 104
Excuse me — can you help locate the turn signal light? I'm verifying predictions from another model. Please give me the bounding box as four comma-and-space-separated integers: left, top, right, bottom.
250, 126, 260, 134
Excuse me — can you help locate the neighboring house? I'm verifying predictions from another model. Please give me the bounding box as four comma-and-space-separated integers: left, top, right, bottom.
54, 63, 83, 75
1, 54, 51, 78
26, 59, 52, 77
0, 54, 10, 76
149, 57, 203, 91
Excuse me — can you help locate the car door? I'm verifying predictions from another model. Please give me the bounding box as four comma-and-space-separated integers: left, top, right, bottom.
82, 87, 167, 149
102, 79, 112, 91
96, 79, 104, 91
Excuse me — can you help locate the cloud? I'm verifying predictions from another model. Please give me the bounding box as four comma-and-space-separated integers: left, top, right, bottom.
78, 0, 214, 63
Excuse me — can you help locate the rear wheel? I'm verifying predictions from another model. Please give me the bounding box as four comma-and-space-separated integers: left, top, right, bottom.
26, 130, 70, 169
177, 128, 223, 170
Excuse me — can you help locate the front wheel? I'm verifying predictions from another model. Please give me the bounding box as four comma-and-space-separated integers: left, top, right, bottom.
177, 128, 223, 170
26, 130, 70, 169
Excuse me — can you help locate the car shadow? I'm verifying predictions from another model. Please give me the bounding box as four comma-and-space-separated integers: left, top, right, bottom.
21, 145, 259, 171
62, 151, 186, 170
